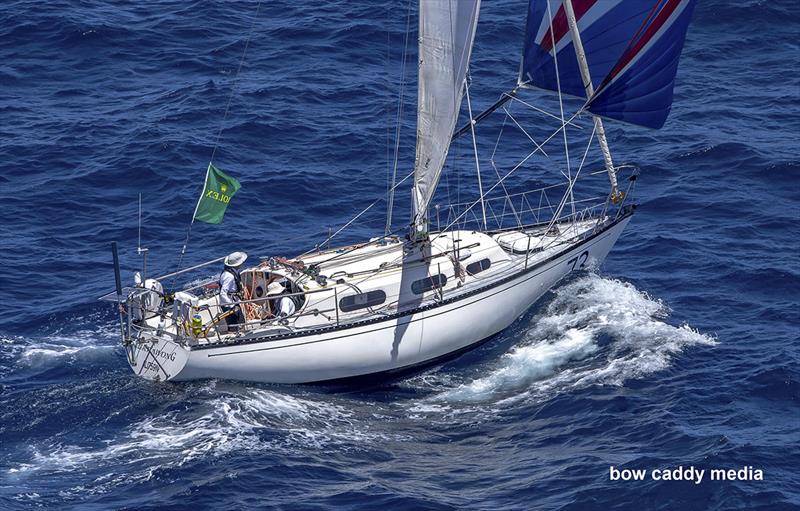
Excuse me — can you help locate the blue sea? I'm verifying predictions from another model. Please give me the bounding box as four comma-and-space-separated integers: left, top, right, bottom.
1, 1, 798, 509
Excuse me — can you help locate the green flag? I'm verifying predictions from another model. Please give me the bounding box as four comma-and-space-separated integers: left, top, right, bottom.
193, 163, 241, 224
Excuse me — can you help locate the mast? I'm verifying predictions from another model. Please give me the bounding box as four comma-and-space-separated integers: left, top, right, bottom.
561, 0, 622, 203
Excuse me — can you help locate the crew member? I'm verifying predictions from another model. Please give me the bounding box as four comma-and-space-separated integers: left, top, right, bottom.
219, 251, 247, 331
267, 281, 296, 318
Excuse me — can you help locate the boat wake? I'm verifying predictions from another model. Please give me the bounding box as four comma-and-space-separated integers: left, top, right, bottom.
428, 273, 716, 404
6, 384, 401, 497
0, 321, 119, 379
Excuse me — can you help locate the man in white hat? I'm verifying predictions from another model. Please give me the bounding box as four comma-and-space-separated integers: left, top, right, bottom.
219, 251, 247, 331
267, 281, 295, 318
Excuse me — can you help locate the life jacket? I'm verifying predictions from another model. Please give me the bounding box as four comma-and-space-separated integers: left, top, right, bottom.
220, 266, 243, 296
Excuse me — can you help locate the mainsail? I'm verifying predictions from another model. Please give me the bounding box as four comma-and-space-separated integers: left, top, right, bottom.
413, 0, 481, 232
520, 0, 696, 129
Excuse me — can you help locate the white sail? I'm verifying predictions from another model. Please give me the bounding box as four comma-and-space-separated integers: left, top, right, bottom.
413, 0, 481, 233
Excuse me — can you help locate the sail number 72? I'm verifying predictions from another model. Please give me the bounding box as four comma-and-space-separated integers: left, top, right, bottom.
567, 251, 589, 271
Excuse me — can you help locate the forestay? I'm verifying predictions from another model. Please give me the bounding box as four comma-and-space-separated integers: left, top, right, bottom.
520, 0, 696, 129
413, 0, 481, 231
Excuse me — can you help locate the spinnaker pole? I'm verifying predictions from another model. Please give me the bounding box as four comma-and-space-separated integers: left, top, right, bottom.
562, 0, 622, 203
451, 87, 518, 142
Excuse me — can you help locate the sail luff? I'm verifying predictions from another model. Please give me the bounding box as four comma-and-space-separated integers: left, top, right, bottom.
412, 0, 481, 235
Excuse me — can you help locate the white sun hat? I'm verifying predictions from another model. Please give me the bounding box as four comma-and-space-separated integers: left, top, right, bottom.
224, 251, 248, 267
266, 281, 285, 296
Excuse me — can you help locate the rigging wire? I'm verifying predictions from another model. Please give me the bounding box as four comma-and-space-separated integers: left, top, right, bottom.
385, 0, 415, 235
464, 77, 487, 230
305, 169, 416, 262
546, 0, 576, 219
486, 104, 522, 228
430, 108, 584, 239
538, 122, 598, 251
170, 1, 263, 289
385, 6, 391, 234
208, 2, 263, 166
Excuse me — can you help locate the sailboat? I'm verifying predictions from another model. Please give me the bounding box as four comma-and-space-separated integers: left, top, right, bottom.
104, 0, 697, 383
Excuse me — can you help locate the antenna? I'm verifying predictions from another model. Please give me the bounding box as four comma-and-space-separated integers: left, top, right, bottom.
137, 193, 149, 281
137, 192, 142, 251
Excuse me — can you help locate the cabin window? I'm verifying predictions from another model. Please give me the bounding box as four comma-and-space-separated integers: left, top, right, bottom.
466, 258, 491, 276
412, 274, 448, 295
339, 290, 387, 312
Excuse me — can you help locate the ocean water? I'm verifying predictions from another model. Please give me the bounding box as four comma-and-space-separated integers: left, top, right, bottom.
1, 1, 798, 510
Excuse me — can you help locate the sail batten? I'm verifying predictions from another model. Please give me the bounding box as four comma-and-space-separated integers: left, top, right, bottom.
413, 0, 481, 231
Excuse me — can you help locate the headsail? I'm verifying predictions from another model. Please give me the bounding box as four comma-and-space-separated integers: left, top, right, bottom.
520, 0, 696, 129
413, 0, 481, 232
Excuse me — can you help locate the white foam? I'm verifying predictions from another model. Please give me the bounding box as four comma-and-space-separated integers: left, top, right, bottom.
1, 324, 119, 371
18, 344, 113, 366
444, 328, 598, 402
10, 386, 396, 488
436, 274, 716, 404
405, 402, 452, 418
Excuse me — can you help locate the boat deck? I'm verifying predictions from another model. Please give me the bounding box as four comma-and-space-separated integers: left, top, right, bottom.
139, 215, 611, 349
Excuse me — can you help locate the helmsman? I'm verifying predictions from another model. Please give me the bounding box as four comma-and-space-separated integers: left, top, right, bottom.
219, 251, 247, 331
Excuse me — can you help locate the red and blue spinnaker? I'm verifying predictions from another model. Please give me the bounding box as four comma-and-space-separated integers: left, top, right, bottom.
520, 0, 697, 129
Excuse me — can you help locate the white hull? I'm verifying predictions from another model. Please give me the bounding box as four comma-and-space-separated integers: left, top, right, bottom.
127, 215, 631, 384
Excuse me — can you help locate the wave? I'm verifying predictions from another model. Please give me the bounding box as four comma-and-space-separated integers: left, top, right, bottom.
6, 384, 400, 497
434, 274, 716, 404
0, 320, 120, 378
